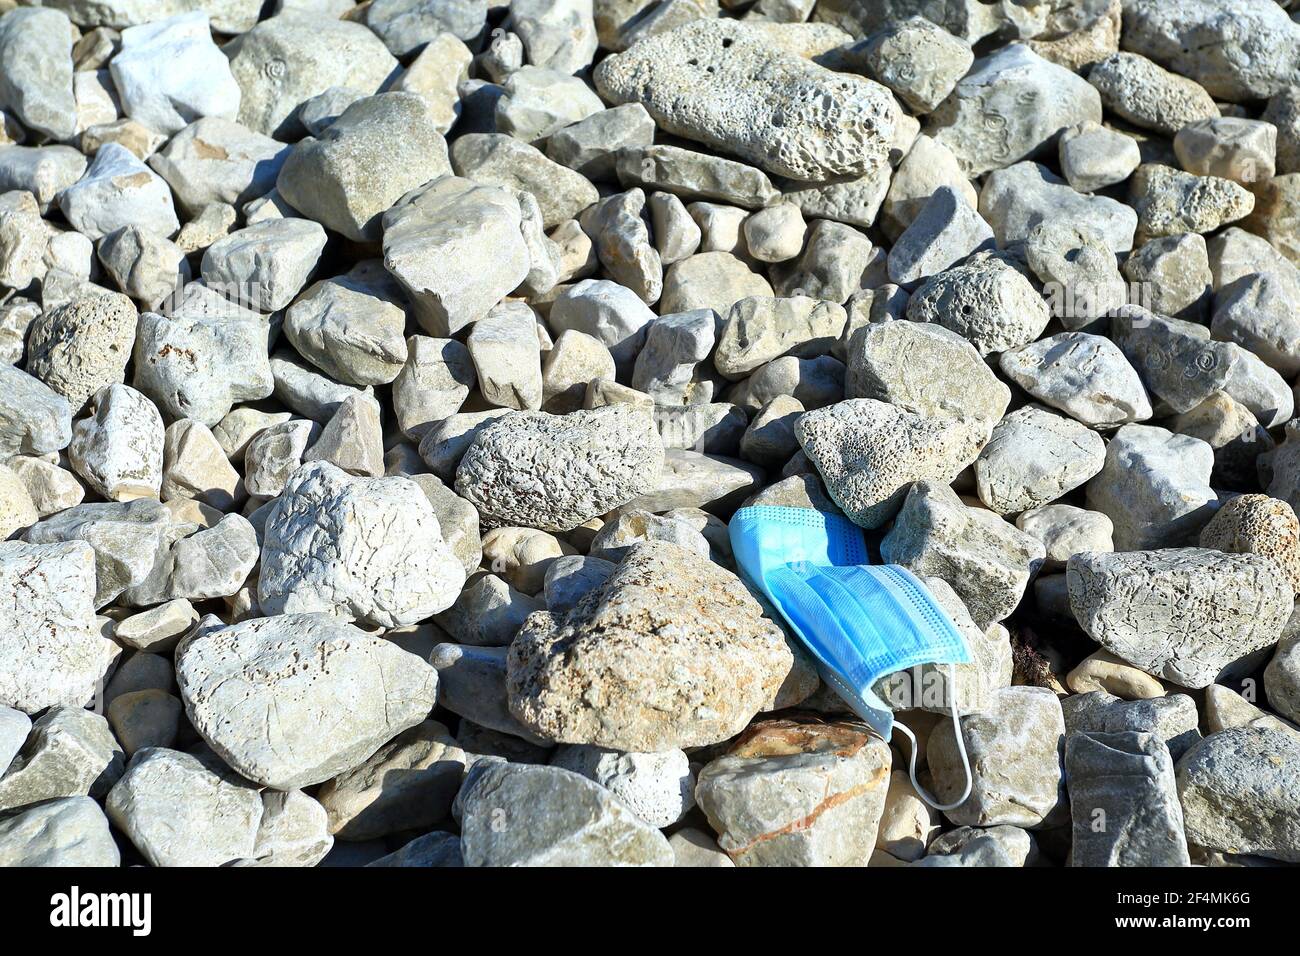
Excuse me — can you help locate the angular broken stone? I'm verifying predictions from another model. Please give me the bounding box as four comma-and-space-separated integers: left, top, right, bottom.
928, 43, 1101, 178
596, 19, 897, 182
999, 332, 1151, 428
881, 481, 1045, 629
382, 176, 528, 337
507, 541, 793, 751
132, 284, 274, 427
467, 303, 544, 412
1085, 424, 1216, 552
451, 132, 599, 231
615, 144, 780, 209
0, 8, 77, 142
200, 217, 326, 313
68, 383, 164, 502
259, 461, 466, 627
695, 718, 892, 866
277, 92, 451, 242
715, 296, 845, 381
0, 540, 115, 714
0, 706, 123, 811
109, 12, 241, 136
176, 612, 439, 790
974, 405, 1105, 516
58, 143, 179, 241
1068, 548, 1293, 688
1065, 730, 1189, 867
980, 161, 1136, 253
455, 404, 663, 532
226, 13, 399, 140
458, 761, 672, 866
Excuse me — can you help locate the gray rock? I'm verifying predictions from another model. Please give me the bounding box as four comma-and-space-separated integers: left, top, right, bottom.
495, 65, 604, 143
1067, 548, 1293, 688
112, 599, 197, 654
928, 686, 1066, 827
177, 613, 438, 790
1175, 116, 1276, 185
0, 366, 72, 457
916, 824, 1038, 867
1176, 727, 1300, 863
0, 145, 86, 212
316, 719, 467, 841
109, 11, 240, 136
1026, 220, 1127, 329
107, 689, 182, 756
277, 92, 450, 242
24, 499, 170, 608
589, 509, 711, 564
1057, 120, 1141, 193
796, 399, 987, 529
1085, 424, 1216, 552
551, 744, 693, 829
0, 8, 77, 141
68, 383, 163, 502
1017, 504, 1113, 569
200, 218, 326, 313
615, 144, 780, 209
452, 132, 599, 231
432, 642, 547, 743
148, 117, 289, 217
548, 103, 656, 182
418, 408, 511, 481
0, 705, 28, 776
596, 19, 897, 182
999, 332, 1152, 427
1266, 633, 1300, 726
367, 831, 463, 867
455, 405, 663, 533
434, 573, 542, 648
1062, 690, 1202, 762
0, 796, 119, 866
133, 285, 273, 427
167, 513, 259, 601
661, 252, 775, 330
549, 279, 657, 367
1088, 51, 1216, 136
259, 461, 466, 626
579, 188, 661, 303
980, 161, 1137, 253
96, 226, 190, 311
227, 13, 399, 139
0, 707, 124, 811
729, 354, 845, 413
881, 481, 1045, 628
58, 143, 179, 241
392, 336, 474, 440
106, 747, 262, 867
1130, 164, 1254, 242
544, 555, 615, 614
856, 16, 972, 115
1122, 0, 1300, 101
1066, 730, 1189, 866
771, 220, 873, 305
906, 253, 1050, 355
887, 185, 994, 288
695, 718, 892, 866
458, 761, 672, 866
847, 320, 1009, 428
467, 303, 544, 411
715, 296, 846, 381
928, 43, 1101, 178
1212, 272, 1300, 378
629, 309, 715, 405
381, 176, 528, 337
1123, 232, 1212, 323
507, 541, 793, 751
974, 405, 1105, 516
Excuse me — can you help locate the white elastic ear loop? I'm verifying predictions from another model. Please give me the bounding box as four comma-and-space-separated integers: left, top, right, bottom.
892, 663, 973, 812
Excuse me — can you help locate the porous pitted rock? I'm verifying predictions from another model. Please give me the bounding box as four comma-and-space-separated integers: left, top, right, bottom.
1199, 495, 1300, 594
454, 405, 664, 533
506, 541, 794, 751
595, 19, 897, 182
796, 399, 988, 529
24, 289, 138, 413
259, 461, 466, 627
176, 613, 439, 790
1067, 548, 1294, 688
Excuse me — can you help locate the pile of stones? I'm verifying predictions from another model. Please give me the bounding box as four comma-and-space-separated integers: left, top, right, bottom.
2, 0, 1300, 868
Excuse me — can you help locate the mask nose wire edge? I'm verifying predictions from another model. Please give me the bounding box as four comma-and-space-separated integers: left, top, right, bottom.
893, 662, 974, 813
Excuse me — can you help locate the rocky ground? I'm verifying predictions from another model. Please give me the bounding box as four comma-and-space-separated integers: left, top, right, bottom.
1, 0, 1299, 868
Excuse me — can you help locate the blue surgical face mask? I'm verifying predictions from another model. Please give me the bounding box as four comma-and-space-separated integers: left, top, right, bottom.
730, 505, 974, 811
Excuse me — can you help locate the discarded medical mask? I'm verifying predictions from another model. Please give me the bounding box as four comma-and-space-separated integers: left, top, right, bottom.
729, 505, 973, 810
